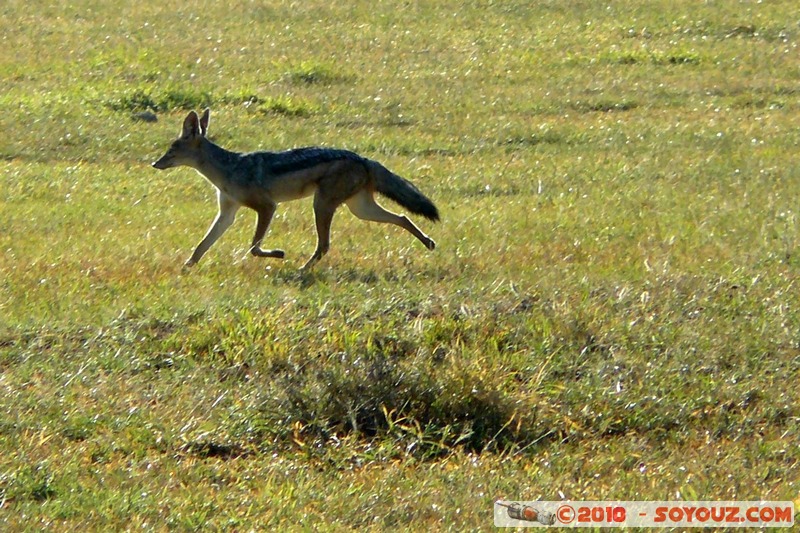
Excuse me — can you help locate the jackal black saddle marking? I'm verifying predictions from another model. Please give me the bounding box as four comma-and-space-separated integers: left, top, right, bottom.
265, 147, 366, 175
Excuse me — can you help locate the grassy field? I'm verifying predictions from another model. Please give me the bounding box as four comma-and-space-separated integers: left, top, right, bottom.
2, 0, 799, 529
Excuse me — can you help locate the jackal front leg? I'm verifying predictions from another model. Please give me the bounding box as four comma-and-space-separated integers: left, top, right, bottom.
250, 203, 285, 259
185, 192, 240, 267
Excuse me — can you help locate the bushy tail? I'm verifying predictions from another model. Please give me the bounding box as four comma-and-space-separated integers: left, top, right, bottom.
367, 161, 440, 221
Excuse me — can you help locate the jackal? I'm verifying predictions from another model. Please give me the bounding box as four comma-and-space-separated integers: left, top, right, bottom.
152, 109, 439, 270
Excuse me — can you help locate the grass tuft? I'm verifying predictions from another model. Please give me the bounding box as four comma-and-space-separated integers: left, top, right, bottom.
106, 86, 215, 113
263, 349, 534, 457
3, 465, 59, 504
283, 61, 353, 86
597, 47, 702, 66
257, 95, 318, 117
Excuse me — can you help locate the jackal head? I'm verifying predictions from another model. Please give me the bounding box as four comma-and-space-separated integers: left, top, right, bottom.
151, 109, 210, 170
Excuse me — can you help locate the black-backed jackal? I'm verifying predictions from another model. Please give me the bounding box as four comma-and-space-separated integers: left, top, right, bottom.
152, 109, 439, 270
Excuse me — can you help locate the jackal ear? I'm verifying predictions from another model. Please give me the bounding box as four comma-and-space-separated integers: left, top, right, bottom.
182, 110, 200, 137
199, 108, 210, 137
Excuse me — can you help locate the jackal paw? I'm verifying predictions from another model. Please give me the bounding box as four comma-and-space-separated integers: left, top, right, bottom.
181, 260, 196, 274
252, 248, 285, 259
424, 238, 436, 251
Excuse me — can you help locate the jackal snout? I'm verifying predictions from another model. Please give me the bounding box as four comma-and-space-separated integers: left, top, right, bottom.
152, 138, 195, 169
151, 153, 173, 170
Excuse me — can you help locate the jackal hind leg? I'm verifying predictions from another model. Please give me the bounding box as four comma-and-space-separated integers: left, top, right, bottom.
301, 194, 338, 270
345, 189, 435, 250
301, 161, 371, 269
250, 203, 285, 259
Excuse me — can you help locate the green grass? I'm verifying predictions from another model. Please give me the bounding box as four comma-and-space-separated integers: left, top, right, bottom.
2, 0, 800, 529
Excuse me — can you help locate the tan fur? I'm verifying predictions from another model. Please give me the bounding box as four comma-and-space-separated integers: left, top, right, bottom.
152, 109, 439, 269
